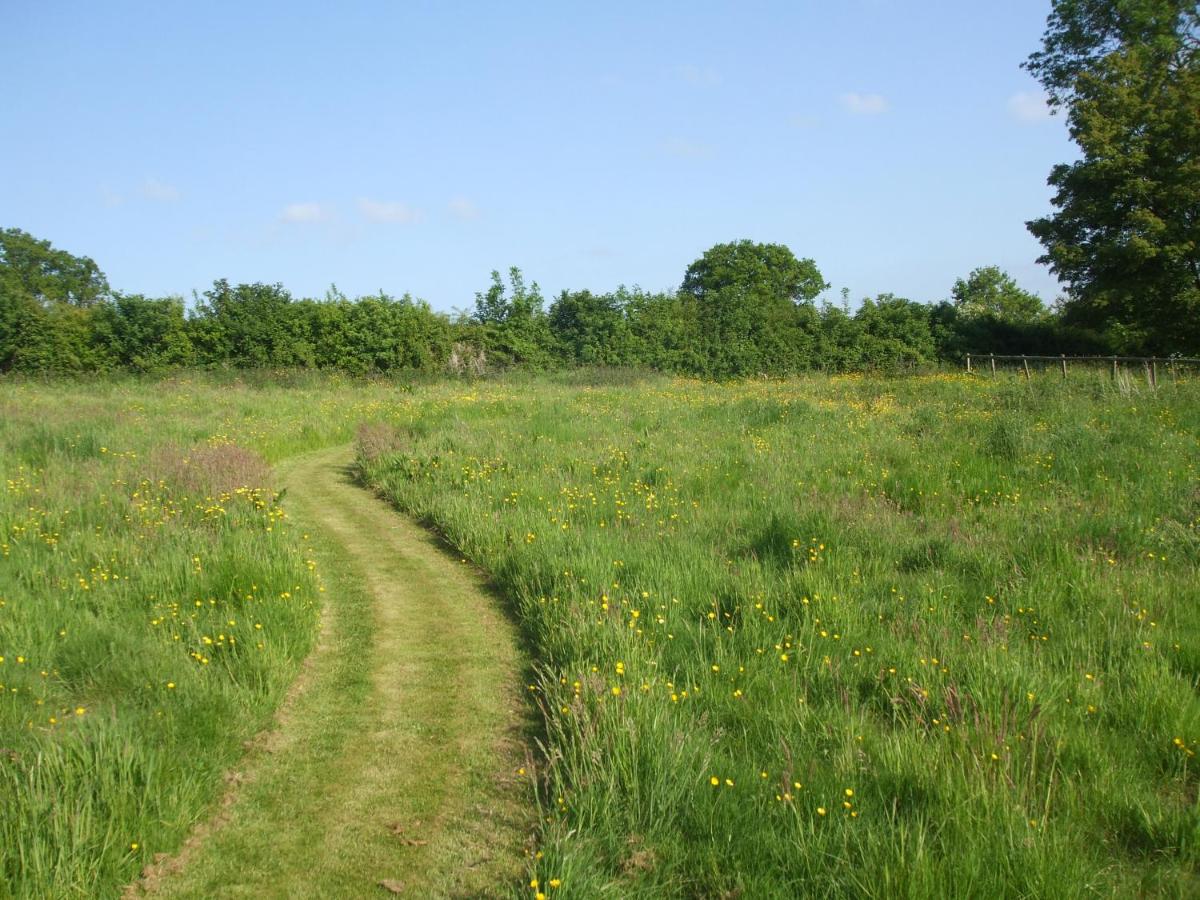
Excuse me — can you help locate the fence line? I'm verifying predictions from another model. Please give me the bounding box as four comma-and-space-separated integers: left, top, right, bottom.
965, 353, 1200, 386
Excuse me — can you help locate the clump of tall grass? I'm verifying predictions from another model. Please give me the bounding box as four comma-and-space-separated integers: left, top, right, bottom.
354, 421, 408, 468
152, 441, 274, 496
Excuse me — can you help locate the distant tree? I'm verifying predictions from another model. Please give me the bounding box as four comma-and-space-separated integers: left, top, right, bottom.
0, 228, 112, 371
951, 266, 1046, 323
623, 288, 707, 373
0, 228, 109, 308
1024, 0, 1200, 352
472, 270, 509, 326
92, 294, 194, 371
2, 303, 100, 373
471, 267, 556, 369
853, 294, 938, 367
680, 241, 827, 376
548, 289, 635, 365
813, 298, 865, 370
681, 240, 826, 307
189, 280, 299, 367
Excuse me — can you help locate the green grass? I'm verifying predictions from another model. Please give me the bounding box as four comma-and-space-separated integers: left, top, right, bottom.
148, 447, 530, 898
358, 371, 1200, 897
0, 373, 414, 897
4, 369, 1198, 898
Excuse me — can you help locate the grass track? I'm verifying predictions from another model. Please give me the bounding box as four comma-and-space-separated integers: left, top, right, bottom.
138, 446, 532, 898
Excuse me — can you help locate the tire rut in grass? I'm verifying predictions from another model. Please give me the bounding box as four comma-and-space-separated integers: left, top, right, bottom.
138, 446, 531, 899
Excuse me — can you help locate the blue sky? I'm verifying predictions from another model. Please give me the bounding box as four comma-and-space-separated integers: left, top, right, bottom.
1, 1, 1073, 313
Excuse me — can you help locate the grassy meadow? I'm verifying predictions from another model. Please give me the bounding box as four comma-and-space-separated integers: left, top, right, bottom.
0, 373, 412, 896
357, 371, 1200, 897
1, 369, 1198, 897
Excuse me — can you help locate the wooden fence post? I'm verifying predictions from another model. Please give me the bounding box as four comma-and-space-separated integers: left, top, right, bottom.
1150, 358, 1158, 388
1111, 356, 1118, 380
966, 353, 972, 374
1022, 356, 1030, 379
990, 353, 996, 376
1060, 354, 1067, 378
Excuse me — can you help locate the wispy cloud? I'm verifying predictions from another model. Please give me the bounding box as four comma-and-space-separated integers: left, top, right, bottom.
660, 138, 714, 159
677, 64, 721, 86
840, 92, 888, 115
280, 202, 330, 224
357, 197, 422, 224
1007, 90, 1052, 123
448, 196, 480, 221
140, 177, 180, 202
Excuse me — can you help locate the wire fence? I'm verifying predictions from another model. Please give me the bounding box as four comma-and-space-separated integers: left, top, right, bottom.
965, 353, 1200, 386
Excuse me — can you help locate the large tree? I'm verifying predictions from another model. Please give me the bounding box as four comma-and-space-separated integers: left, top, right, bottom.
680, 240, 826, 376
0, 227, 109, 308
1024, 0, 1200, 352
0, 228, 111, 371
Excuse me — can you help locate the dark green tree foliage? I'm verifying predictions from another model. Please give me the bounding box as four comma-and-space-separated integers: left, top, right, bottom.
951, 266, 1046, 323
935, 266, 1109, 358
547, 288, 636, 366
623, 289, 707, 373
0, 225, 1110, 376
3, 304, 101, 373
0, 228, 112, 372
853, 294, 939, 368
190, 280, 300, 367
470, 268, 557, 369
680, 240, 827, 376
189, 283, 452, 373
813, 300, 865, 371
92, 295, 194, 371
1025, 0, 1200, 352
0, 228, 109, 308
296, 291, 451, 374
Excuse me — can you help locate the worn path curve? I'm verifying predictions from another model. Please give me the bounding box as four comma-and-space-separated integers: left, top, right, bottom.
144, 445, 530, 899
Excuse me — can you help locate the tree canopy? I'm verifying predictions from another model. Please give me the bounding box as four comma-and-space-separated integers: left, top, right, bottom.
1024, 0, 1200, 352
951, 266, 1046, 323
679, 241, 828, 377
681, 240, 827, 307
0, 228, 109, 308
0, 225, 1112, 375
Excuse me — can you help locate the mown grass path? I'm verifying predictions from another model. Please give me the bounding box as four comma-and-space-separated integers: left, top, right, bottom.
138, 446, 531, 898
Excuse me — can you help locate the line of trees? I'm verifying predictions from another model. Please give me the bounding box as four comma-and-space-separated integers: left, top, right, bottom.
3, 2, 1196, 377
0, 229, 1114, 378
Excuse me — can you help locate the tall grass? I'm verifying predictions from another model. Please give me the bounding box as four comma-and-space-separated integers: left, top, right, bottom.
0, 373, 413, 897
360, 372, 1200, 896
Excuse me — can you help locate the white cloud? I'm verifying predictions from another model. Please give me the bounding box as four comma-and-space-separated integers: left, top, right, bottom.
677, 64, 721, 86
357, 197, 422, 224
1007, 90, 1052, 123
280, 202, 329, 224
140, 177, 180, 202
448, 196, 480, 220
840, 92, 888, 115
661, 138, 714, 159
